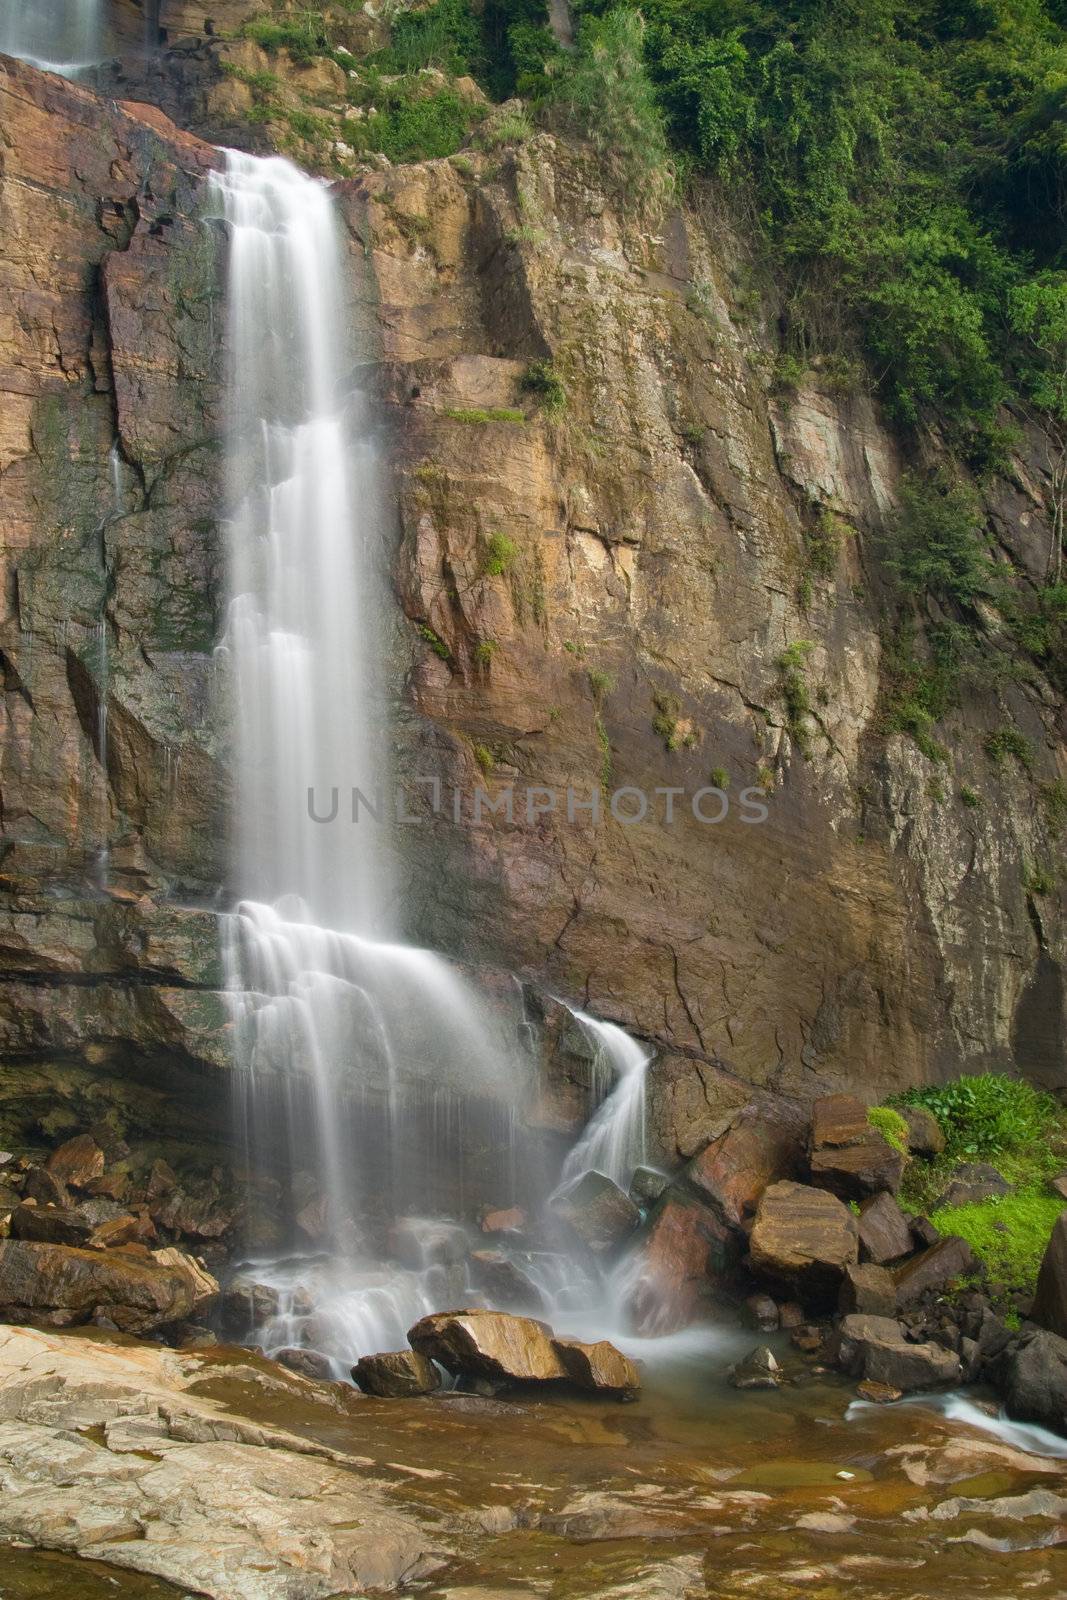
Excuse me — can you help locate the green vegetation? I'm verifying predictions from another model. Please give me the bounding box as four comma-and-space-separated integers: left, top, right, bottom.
444, 406, 526, 424
474, 638, 497, 664
651, 689, 682, 750
594, 714, 613, 790
896, 1073, 1059, 1163
709, 766, 729, 789
931, 1191, 1065, 1295
587, 667, 616, 701
417, 623, 452, 661
482, 531, 519, 576
984, 725, 1034, 774
473, 742, 495, 772
798, 509, 841, 609
883, 471, 995, 609
1023, 860, 1056, 895
959, 784, 982, 808
519, 360, 567, 416
776, 640, 816, 758
867, 1105, 909, 1155
241, 11, 329, 61
352, 81, 485, 163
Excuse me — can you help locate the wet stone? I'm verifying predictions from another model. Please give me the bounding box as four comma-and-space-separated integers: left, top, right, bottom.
353, 1349, 442, 1397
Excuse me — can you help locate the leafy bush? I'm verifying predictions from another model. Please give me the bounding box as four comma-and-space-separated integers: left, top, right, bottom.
241, 11, 329, 62
350, 81, 484, 163
482, 531, 518, 576
883, 471, 994, 609
867, 1106, 909, 1155
895, 1073, 1059, 1161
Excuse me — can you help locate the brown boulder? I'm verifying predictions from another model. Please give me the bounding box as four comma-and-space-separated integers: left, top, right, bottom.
23, 1167, 70, 1208
0, 1239, 209, 1331
481, 1206, 526, 1234
11, 1203, 93, 1247
627, 1196, 736, 1335
730, 1345, 782, 1390
932, 1163, 1010, 1209
220, 1276, 281, 1339
468, 1249, 545, 1311
749, 1180, 858, 1308
549, 1171, 639, 1254
893, 1236, 976, 1306
409, 1309, 567, 1384
839, 1262, 897, 1317
551, 1336, 640, 1398
45, 1133, 105, 1190
858, 1191, 913, 1264
353, 1349, 441, 1397
837, 1313, 960, 1390
683, 1104, 803, 1227
275, 1347, 333, 1381
809, 1095, 904, 1200
1032, 1212, 1067, 1340
89, 1211, 156, 1251
900, 1106, 945, 1157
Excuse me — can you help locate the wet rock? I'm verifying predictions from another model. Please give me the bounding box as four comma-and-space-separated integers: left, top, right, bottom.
88, 1211, 156, 1251
390, 1216, 470, 1269
0, 1239, 212, 1332
219, 1275, 281, 1340
409, 1308, 568, 1384
275, 1347, 334, 1381
893, 1236, 976, 1306
790, 1324, 825, 1353
839, 1262, 897, 1317
539, 1489, 707, 1541
627, 1196, 736, 1335
682, 1103, 804, 1227
176, 1324, 218, 1350
23, 1167, 70, 1208
795, 1510, 857, 1532
778, 1301, 805, 1329
45, 1133, 105, 1190
749, 1180, 858, 1308
932, 1162, 1010, 1209
730, 1345, 782, 1390
480, 1206, 526, 1235
857, 1191, 913, 1264
549, 1171, 639, 1254
353, 1349, 441, 1397
151, 1247, 219, 1319
742, 1292, 780, 1331
899, 1106, 945, 1157
809, 1095, 905, 1200
837, 1312, 960, 1390
856, 1379, 902, 1403
909, 1215, 941, 1249
551, 1336, 641, 1398
1032, 1211, 1067, 1339
1001, 1328, 1067, 1433
629, 1166, 670, 1208
11, 1203, 93, 1247
469, 1249, 545, 1312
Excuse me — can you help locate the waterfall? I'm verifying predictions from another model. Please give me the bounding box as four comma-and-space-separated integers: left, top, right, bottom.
559, 1009, 652, 1193
210, 152, 533, 1368
0, 0, 104, 75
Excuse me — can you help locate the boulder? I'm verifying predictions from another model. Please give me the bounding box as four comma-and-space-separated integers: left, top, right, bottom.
1053, 1175, 1067, 1201
857, 1191, 913, 1264
900, 1105, 946, 1157
1032, 1211, 1067, 1340
730, 1345, 782, 1390
219, 1275, 281, 1340
275, 1347, 333, 1381
748, 1181, 858, 1307
353, 1349, 441, 1397
836, 1313, 960, 1390
933, 1162, 1010, 1209
742, 1292, 780, 1331
682, 1104, 803, 1227
389, 1217, 470, 1269
409, 1309, 567, 1384
480, 1206, 526, 1235
910, 1215, 940, 1249
629, 1166, 670, 1208
88, 1211, 156, 1251
839, 1262, 897, 1317
0, 1239, 211, 1332
46, 1133, 105, 1190
11, 1203, 93, 1247
151, 1247, 219, 1318
1001, 1329, 1067, 1434
23, 1167, 70, 1208
893, 1236, 976, 1306
809, 1095, 905, 1200
468, 1249, 545, 1312
856, 1379, 902, 1403
551, 1336, 641, 1398
626, 1196, 736, 1335
549, 1171, 639, 1254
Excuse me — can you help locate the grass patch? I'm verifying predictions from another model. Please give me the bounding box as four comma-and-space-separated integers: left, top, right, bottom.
867, 1105, 909, 1155
984, 726, 1034, 775
444, 406, 525, 424
482, 531, 518, 576
417, 623, 452, 661
930, 1191, 1065, 1295
895, 1073, 1060, 1163
776, 640, 816, 758
519, 359, 567, 416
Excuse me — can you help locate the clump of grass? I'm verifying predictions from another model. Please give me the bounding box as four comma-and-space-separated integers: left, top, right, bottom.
587, 668, 615, 702
709, 766, 730, 789
960, 784, 982, 808
477, 107, 533, 148
474, 639, 496, 665
1024, 861, 1056, 896
482, 531, 518, 576
984, 726, 1034, 775
1040, 778, 1067, 833
473, 743, 494, 772
867, 1105, 910, 1155
241, 12, 329, 62
652, 690, 682, 751
417, 623, 451, 661
930, 1191, 1065, 1295
444, 406, 525, 424
519, 360, 566, 416
594, 715, 612, 791
895, 1073, 1060, 1163
776, 640, 816, 758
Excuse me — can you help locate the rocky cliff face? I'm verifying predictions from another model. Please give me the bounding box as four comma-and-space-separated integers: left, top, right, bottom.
0, 33, 1063, 1171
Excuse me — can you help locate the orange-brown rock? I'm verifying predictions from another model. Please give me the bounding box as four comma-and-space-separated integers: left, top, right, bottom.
352, 1349, 442, 1397
408, 1309, 567, 1385
683, 1103, 805, 1226
45, 1134, 105, 1190
626, 1196, 736, 1336
809, 1095, 905, 1200
749, 1181, 859, 1307
0, 1238, 212, 1331
551, 1336, 640, 1398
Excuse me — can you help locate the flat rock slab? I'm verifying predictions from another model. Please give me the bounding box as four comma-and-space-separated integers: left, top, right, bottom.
0, 1324, 448, 1599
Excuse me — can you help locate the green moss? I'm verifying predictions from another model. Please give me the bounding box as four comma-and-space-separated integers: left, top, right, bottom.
867, 1105, 910, 1155
444, 406, 526, 424
594, 714, 612, 791
474, 638, 497, 665
482, 531, 518, 576
1023, 861, 1056, 896
959, 784, 982, 808
473, 743, 495, 772
776, 640, 816, 758
930, 1191, 1066, 1294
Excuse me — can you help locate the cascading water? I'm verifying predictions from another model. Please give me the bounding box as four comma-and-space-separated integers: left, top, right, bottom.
558, 1009, 652, 1192
211, 151, 537, 1368
0, 0, 104, 75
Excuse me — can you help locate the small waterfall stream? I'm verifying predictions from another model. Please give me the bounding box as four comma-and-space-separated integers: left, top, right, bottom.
0, 0, 104, 75
210, 150, 659, 1371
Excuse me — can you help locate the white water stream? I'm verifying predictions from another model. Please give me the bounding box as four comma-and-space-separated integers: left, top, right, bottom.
0, 0, 104, 75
